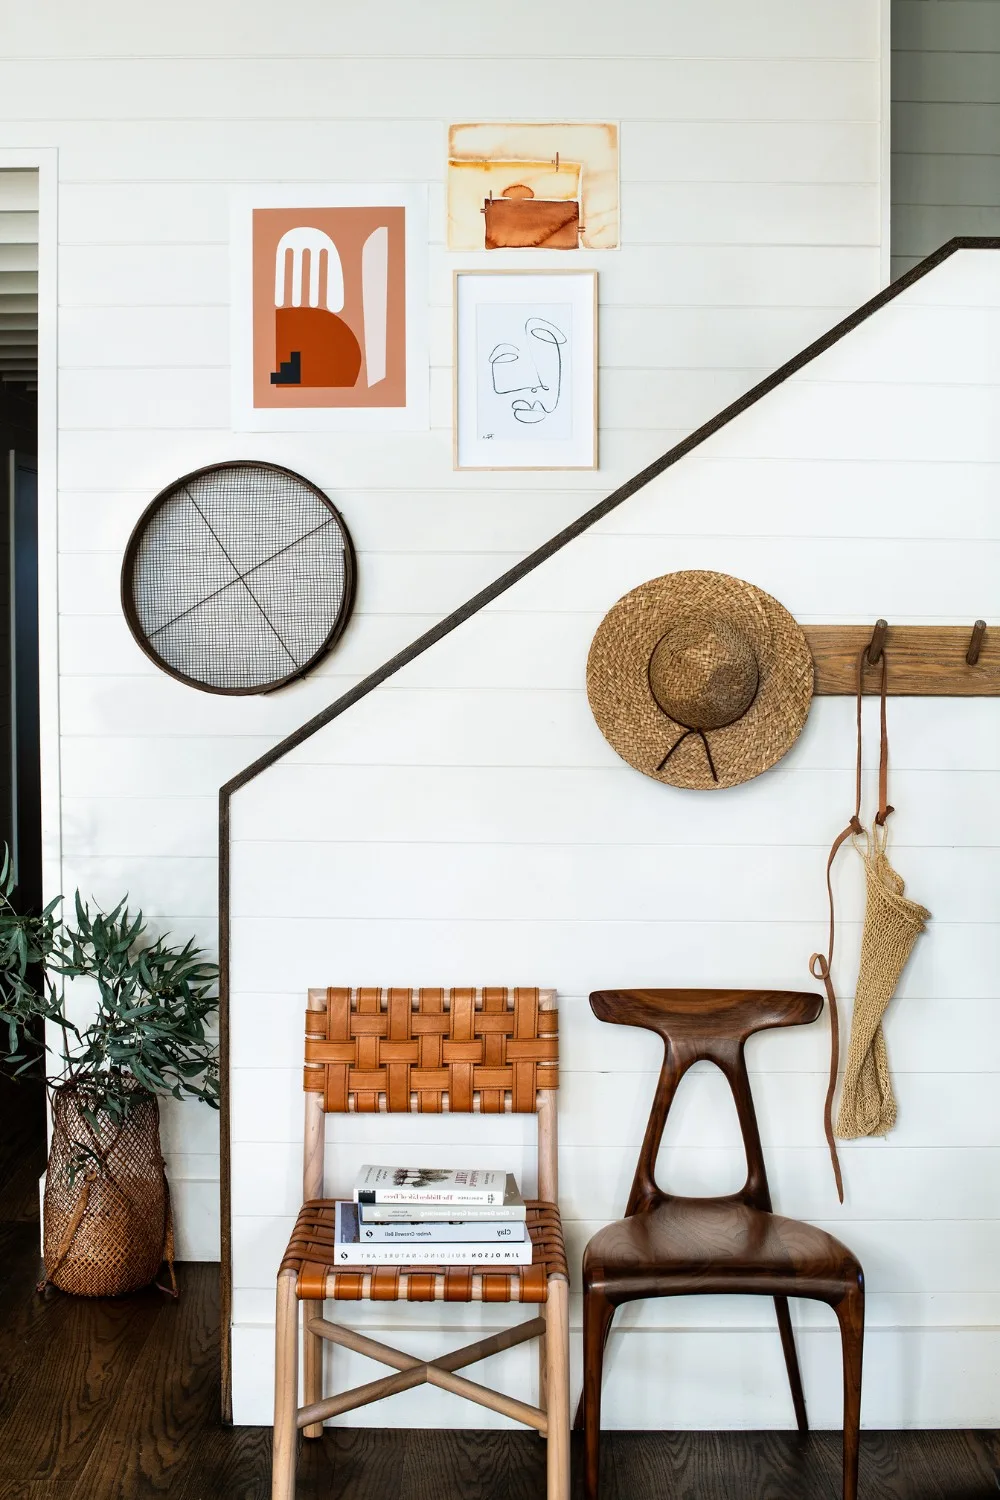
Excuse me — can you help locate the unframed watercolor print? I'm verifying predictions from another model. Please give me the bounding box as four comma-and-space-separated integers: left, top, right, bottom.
448, 122, 619, 251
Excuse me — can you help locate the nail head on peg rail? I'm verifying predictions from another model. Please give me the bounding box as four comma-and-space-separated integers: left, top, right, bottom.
966, 620, 987, 667
866, 619, 888, 666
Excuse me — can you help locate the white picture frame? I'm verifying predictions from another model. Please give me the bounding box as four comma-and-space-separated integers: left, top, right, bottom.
453, 270, 598, 470
230, 183, 428, 432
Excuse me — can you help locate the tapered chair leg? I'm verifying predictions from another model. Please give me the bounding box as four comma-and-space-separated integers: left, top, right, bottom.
302, 1305, 324, 1439
272, 1269, 300, 1500
582, 1288, 616, 1500
835, 1284, 865, 1500
773, 1295, 808, 1431
545, 1277, 570, 1500
539, 1301, 549, 1417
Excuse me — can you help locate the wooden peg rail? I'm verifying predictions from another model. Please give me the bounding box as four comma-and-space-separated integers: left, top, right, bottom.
803, 623, 999, 695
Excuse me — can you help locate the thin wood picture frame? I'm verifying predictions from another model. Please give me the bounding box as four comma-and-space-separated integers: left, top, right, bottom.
453, 269, 598, 471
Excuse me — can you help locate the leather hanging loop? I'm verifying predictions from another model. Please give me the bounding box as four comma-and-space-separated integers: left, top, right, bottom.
873, 651, 894, 827
809, 643, 885, 1204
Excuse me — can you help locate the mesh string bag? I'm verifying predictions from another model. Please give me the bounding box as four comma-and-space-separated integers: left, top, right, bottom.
835, 823, 931, 1139
41, 1081, 173, 1297
811, 646, 932, 1199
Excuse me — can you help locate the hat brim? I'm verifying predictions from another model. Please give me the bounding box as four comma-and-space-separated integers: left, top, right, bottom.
586, 570, 814, 790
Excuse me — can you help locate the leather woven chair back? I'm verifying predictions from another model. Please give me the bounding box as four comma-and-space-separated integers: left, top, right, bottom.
304, 987, 558, 1114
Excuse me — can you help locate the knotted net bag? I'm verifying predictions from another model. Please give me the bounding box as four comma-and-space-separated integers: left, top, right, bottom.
41, 1080, 174, 1297
810, 647, 931, 1199
835, 824, 930, 1139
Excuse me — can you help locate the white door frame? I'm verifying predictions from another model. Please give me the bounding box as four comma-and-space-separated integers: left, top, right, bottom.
0, 147, 60, 905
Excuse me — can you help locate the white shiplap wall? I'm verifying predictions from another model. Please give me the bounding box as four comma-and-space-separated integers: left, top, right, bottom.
0, 0, 886, 1261
229, 247, 1000, 1429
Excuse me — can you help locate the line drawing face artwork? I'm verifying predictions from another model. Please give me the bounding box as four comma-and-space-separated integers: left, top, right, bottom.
251, 206, 406, 409
454, 269, 597, 470
489, 317, 568, 425
476, 303, 573, 443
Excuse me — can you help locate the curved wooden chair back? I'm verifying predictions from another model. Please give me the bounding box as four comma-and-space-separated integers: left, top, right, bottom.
589, 988, 822, 1217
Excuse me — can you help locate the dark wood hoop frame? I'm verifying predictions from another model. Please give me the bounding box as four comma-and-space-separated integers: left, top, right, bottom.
119, 459, 358, 696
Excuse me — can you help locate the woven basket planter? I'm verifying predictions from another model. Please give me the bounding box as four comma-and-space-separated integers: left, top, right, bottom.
42, 1079, 172, 1297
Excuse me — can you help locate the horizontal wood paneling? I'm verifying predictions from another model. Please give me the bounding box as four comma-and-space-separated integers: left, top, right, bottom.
229, 1065, 999, 1154
228, 251, 1000, 1428
892, 0, 1000, 268
229, 1137, 1000, 1227
3, 0, 880, 62
227, 1320, 1000, 1429
32, 0, 890, 1427
230, 1284, 1000, 1333
229, 916, 998, 1002
0, 58, 880, 123
229, 991, 1000, 1079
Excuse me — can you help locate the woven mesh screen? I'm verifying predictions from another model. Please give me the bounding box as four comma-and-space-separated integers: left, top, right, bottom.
124, 462, 353, 693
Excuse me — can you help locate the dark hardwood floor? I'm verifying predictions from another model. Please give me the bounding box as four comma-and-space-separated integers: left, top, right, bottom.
1, 1076, 998, 1499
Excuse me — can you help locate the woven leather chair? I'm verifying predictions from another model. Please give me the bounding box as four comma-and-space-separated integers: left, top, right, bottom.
579, 989, 865, 1500
272, 986, 570, 1500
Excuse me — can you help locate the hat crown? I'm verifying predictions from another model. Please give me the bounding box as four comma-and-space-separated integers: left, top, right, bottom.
648, 614, 759, 731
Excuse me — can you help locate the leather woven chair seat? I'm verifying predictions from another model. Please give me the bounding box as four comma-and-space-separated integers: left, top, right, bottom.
282, 1199, 568, 1303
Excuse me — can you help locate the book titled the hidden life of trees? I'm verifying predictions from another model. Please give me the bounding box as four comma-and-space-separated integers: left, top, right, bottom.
353, 1165, 508, 1206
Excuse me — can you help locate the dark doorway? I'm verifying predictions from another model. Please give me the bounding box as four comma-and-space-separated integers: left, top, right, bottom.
0, 384, 40, 909
0, 365, 45, 1235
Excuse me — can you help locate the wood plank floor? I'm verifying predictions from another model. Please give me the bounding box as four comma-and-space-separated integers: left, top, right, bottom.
1, 1080, 998, 1498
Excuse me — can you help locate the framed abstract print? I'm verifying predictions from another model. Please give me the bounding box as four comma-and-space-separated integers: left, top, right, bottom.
231, 185, 428, 431
453, 269, 598, 471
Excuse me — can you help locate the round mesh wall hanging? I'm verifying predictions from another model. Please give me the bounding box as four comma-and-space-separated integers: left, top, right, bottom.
120, 460, 356, 695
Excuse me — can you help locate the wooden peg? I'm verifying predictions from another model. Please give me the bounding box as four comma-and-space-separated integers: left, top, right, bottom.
966, 620, 987, 666
554, 152, 560, 171
866, 619, 888, 667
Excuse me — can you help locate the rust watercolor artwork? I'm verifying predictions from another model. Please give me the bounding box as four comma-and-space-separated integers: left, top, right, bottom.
252, 206, 406, 409
448, 123, 619, 251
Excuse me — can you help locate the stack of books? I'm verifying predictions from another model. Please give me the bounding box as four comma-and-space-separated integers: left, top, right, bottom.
333, 1165, 532, 1266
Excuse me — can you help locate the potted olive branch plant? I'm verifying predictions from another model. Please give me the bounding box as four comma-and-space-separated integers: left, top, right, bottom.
0, 847, 218, 1297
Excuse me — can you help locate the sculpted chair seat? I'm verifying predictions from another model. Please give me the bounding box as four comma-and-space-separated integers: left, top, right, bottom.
587, 1197, 859, 1296
580, 989, 865, 1500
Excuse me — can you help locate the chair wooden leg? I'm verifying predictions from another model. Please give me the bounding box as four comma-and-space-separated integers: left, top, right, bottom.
773, 1295, 808, 1431
272, 1269, 300, 1500
302, 1305, 324, 1439
545, 1277, 570, 1500
582, 1289, 615, 1500
538, 1303, 549, 1417
835, 1284, 865, 1500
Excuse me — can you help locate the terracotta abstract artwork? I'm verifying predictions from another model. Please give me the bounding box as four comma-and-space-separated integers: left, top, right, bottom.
251, 206, 406, 410
448, 123, 619, 251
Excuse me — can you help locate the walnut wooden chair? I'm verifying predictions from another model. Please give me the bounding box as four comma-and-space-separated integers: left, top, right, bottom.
579, 989, 864, 1500
272, 986, 570, 1500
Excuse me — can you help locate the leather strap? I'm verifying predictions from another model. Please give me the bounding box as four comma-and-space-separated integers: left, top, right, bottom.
809, 647, 893, 1203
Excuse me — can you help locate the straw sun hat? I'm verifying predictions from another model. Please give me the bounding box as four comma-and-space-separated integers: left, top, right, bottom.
586, 570, 814, 790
